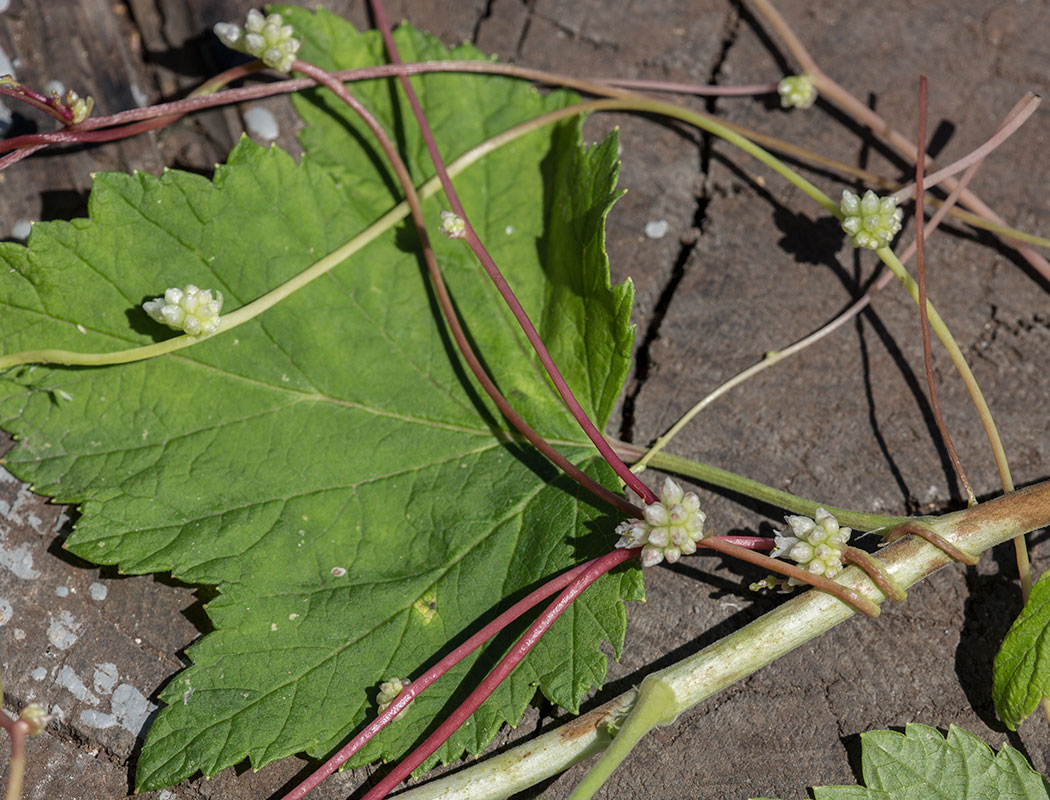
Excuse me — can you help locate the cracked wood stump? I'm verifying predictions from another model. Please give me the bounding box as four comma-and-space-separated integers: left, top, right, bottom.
1, 1, 1049, 798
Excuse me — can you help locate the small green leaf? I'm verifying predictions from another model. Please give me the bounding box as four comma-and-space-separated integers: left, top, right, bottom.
808, 724, 1049, 800
993, 569, 1050, 730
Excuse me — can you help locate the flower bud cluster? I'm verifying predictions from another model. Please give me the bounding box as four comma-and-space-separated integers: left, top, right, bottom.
615, 477, 706, 567
377, 677, 410, 712
214, 10, 302, 73
839, 189, 903, 250
59, 89, 93, 124
19, 703, 54, 736
770, 507, 850, 585
439, 210, 467, 239
777, 75, 817, 110
143, 285, 223, 336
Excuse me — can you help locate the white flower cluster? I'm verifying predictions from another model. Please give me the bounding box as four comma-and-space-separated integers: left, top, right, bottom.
439, 210, 467, 239
143, 285, 223, 336
615, 477, 707, 567
377, 677, 410, 712
771, 508, 850, 584
214, 10, 301, 73
777, 75, 817, 110
839, 189, 903, 250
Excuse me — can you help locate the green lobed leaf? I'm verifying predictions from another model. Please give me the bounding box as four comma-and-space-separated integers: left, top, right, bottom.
0, 14, 641, 791
807, 724, 1049, 800
993, 569, 1050, 730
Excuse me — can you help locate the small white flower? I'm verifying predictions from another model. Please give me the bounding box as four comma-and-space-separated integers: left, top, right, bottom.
143, 284, 223, 336
777, 75, 817, 110
214, 10, 301, 73
839, 189, 903, 250
377, 677, 410, 712
439, 210, 467, 239
767, 508, 850, 587
615, 477, 706, 567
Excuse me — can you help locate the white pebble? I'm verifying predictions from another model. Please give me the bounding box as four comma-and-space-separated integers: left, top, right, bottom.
644, 219, 669, 239
244, 106, 279, 141
11, 218, 32, 242
89, 582, 108, 601
0, 44, 15, 79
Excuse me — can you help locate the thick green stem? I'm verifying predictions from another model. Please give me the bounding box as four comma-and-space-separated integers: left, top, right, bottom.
393, 480, 1050, 800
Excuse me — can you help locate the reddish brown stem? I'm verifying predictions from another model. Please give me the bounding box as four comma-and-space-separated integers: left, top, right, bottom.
700, 537, 880, 617
0, 63, 260, 158
718, 536, 775, 550
842, 547, 906, 602
0, 144, 44, 171
0, 80, 74, 123
913, 76, 975, 505
884, 523, 980, 565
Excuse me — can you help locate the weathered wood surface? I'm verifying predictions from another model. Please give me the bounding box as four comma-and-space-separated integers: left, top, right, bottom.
1, 1, 1049, 798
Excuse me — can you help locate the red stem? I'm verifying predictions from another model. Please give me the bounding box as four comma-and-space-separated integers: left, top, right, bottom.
718, 536, 775, 550
0, 63, 261, 158
0, 144, 44, 170
0, 81, 74, 123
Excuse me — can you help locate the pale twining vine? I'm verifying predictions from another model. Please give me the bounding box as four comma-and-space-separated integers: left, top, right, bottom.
1, 3, 1049, 800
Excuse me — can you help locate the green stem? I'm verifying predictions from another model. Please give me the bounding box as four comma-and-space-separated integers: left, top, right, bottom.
392, 480, 1050, 800
630, 353, 788, 476
614, 440, 908, 533
619, 97, 838, 216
